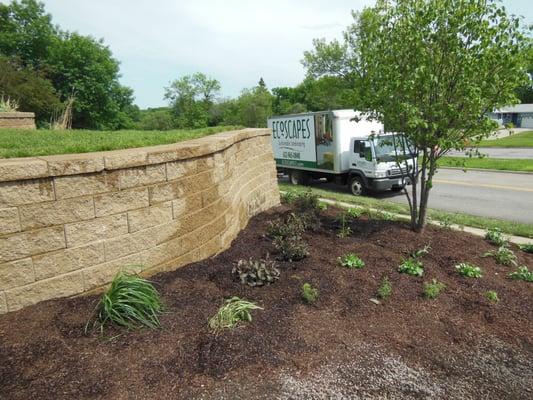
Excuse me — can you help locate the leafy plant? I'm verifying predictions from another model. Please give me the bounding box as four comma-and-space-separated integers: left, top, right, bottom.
293, 190, 321, 214
483, 245, 517, 266
398, 258, 424, 276
508, 266, 533, 282
337, 213, 352, 238
89, 271, 163, 332
301, 283, 319, 303
484, 227, 507, 246
423, 279, 446, 299
438, 215, 453, 230
485, 290, 500, 303
410, 245, 431, 259
0, 95, 19, 112
346, 207, 363, 219
377, 277, 392, 299
338, 253, 365, 269
266, 213, 305, 239
273, 235, 309, 261
232, 256, 280, 286
208, 297, 262, 331
455, 263, 483, 278
519, 243, 533, 254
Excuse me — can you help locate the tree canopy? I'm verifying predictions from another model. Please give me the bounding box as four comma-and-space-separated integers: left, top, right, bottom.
304, 0, 530, 230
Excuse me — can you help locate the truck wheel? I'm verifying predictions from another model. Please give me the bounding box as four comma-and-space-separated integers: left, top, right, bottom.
289, 170, 309, 186
350, 176, 367, 196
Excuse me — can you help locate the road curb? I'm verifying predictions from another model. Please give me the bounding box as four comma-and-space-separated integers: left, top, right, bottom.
440, 166, 533, 175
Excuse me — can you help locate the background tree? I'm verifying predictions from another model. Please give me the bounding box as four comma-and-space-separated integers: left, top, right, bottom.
516, 44, 533, 103
0, 55, 61, 122
164, 72, 221, 128
304, 0, 529, 231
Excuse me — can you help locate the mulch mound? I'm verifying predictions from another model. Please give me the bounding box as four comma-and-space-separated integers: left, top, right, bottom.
1, 205, 532, 399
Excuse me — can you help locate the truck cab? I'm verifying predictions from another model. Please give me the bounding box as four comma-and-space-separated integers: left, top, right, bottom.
349, 134, 415, 195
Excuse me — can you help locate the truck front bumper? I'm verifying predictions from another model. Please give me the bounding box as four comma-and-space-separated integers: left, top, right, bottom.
369, 177, 408, 191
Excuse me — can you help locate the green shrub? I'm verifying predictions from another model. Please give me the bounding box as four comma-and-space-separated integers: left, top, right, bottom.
90, 271, 163, 331
232, 256, 280, 286
398, 258, 424, 276
519, 243, 533, 254
273, 235, 309, 261
280, 191, 297, 204
508, 266, 533, 282
337, 213, 352, 238
455, 263, 482, 278
483, 245, 517, 266
208, 297, 262, 331
301, 283, 319, 303
423, 279, 446, 299
377, 277, 392, 299
485, 290, 500, 303
293, 190, 321, 214
484, 227, 507, 246
266, 213, 305, 238
338, 253, 365, 269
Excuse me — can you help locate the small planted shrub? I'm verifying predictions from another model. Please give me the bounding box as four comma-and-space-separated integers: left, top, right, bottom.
293, 190, 321, 214
485, 291, 500, 303
519, 243, 533, 254
410, 245, 431, 259
484, 227, 507, 246
273, 235, 309, 261
398, 258, 424, 277
266, 213, 305, 239
208, 297, 262, 331
508, 266, 533, 282
90, 271, 163, 332
423, 279, 446, 299
338, 253, 365, 269
232, 256, 280, 286
301, 283, 319, 304
377, 277, 392, 299
337, 213, 352, 238
455, 263, 483, 278
280, 191, 296, 204
484, 245, 517, 266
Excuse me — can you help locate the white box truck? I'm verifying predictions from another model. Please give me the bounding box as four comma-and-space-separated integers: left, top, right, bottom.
267, 109, 415, 195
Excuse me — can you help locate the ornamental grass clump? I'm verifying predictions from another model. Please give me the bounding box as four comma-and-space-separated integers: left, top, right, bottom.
208, 297, 262, 331
301, 283, 319, 304
423, 279, 446, 299
89, 271, 163, 332
338, 253, 365, 269
485, 290, 500, 303
377, 277, 392, 299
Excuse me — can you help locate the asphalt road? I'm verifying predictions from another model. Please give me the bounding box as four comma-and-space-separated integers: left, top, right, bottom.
375, 169, 533, 223
287, 169, 533, 224
447, 147, 533, 159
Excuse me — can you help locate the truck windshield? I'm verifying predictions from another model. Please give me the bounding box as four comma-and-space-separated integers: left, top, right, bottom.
372, 135, 414, 162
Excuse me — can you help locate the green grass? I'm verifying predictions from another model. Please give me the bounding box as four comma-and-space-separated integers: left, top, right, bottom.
0, 126, 241, 158
478, 131, 533, 148
438, 156, 533, 172
279, 182, 533, 238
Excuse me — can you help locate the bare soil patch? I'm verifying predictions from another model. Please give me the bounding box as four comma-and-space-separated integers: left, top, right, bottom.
1, 205, 532, 399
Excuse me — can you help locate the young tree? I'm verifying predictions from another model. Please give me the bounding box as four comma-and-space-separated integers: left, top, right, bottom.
304, 0, 529, 231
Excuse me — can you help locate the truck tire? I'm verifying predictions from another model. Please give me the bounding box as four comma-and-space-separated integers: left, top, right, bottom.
289, 170, 309, 186
350, 176, 367, 196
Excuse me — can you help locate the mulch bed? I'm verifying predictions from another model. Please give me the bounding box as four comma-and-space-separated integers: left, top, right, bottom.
1, 205, 532, 399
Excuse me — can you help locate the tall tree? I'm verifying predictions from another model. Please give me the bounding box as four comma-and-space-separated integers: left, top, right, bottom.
304, 0, 529, 231
164, 72, 221, 128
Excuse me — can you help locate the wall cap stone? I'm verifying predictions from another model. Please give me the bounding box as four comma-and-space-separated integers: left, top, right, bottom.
0, 112, 36, 118
0, 128, 270, 182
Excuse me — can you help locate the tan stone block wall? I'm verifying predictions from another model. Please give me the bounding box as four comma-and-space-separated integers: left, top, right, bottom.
0, 112, 36, 129
0, 128, 279, 313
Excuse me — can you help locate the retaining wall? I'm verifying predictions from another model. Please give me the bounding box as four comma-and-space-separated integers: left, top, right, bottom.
0, 112, 36, 129
0, 128, 280, 313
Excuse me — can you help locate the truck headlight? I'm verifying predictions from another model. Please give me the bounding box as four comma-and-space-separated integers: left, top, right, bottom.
375, 171, 387, 178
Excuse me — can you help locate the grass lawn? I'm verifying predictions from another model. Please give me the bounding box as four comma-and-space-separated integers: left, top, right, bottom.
478, 130, 533, 147
279, 182, 533, 238
0, 126, 241, 158
438, 156, 533, 172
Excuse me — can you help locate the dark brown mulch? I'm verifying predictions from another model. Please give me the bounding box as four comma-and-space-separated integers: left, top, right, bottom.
0, 205, 532, 399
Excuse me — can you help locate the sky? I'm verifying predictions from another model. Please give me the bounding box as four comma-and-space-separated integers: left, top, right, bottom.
13, 0, 533, 109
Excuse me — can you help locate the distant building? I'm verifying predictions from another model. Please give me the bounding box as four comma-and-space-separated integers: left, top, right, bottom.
489, 104, 533, 128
